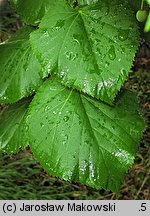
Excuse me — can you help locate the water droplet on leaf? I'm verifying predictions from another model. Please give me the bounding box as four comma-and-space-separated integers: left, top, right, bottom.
63, 116, 69, 122
55, 20, 65, 30
118, 29, 129, 41
108, 45, 116, 60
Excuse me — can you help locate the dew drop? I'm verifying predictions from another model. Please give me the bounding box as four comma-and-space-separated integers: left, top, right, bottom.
47, 65, 51, 73
118, 29, 129, 41
62, 132, 68, 145
112, 125, 115, 130
97, 81, 103, 95
105, 61, 110, 68
100, 22, 105, 30
44, 105, 50, 111
43, 30, 49, 37
108, 45, 116, 60
121, 68, 127, 76
40, 122, 44, 128
73, 34, 80, 44
63, 116, 69, 122
25, 125, 29, 132
34, 19, 40, 25
89, 153, 94, 178
55, 20, 65, 30
60, 71, 65, 78
80, 160, 87, 174
65, 51, 78, 61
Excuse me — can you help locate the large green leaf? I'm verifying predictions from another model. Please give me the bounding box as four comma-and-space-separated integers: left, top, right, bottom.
30, 0, 140, 104
26, 78, 145, 193
0, 26, 43, 104
9, 0, 53, 26
0, 98, 31, 153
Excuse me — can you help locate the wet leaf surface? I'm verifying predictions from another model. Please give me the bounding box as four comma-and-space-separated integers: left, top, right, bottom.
9, 0, 53, 26
0, 98, 31, 153
0, 26, 43, 103
30, 0, 140, 104
26, 78, 145, 193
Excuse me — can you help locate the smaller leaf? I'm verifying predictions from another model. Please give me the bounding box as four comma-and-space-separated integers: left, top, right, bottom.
0, 98, 31, 153
0, 26, 43, 104
9, 0, 54, 26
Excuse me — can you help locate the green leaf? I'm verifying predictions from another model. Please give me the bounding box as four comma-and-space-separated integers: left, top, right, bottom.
30, 0, 140, 104
0, 98, 31, 153
9, 0, 53, 26
0, 26, 43, 104
26, 78, 145, 193
78, 0, 99, 6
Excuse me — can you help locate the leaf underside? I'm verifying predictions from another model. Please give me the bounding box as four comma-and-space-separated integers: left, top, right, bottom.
0, 26, 43, 104
0, 98, 31, 153
30, 0, 140, 104
26, 78, 145, 193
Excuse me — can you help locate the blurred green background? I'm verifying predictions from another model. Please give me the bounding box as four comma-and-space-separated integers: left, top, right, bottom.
0, 0, 150, 200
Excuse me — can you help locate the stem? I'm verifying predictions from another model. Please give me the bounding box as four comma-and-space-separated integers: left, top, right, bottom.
141, 0, 145, 10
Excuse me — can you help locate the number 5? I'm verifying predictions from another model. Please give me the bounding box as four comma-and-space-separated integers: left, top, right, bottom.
141, 203, 146, 211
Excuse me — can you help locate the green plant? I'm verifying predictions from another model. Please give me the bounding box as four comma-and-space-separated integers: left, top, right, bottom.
135, 0, 150, 31
0, 0, 149, 193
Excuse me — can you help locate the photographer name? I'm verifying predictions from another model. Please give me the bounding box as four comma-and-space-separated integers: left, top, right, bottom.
19, 202, 116, 212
